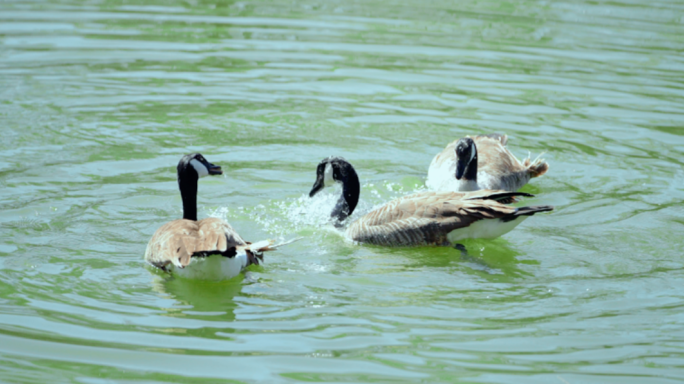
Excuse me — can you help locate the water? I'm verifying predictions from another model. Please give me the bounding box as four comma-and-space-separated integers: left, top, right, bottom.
1, 0, 684, 382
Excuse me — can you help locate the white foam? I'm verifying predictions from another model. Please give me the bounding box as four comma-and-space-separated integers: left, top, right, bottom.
207, 181, 427, 245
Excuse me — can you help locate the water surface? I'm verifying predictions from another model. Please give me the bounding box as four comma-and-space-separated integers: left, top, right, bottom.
1, 0, 684, 382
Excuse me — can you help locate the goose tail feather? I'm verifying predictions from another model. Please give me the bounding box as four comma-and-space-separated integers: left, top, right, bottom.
523, 152, 549, 178
502, 205, 554, 222
468, 191, 534, 204
238, 237, 302, 266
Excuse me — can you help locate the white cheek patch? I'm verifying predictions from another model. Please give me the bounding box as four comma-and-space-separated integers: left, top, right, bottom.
190, 158, 209, 178
323, 163, 335, 187
468, 145, 476, 164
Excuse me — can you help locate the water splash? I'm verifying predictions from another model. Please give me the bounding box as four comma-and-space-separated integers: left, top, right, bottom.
208, 181, 427, 243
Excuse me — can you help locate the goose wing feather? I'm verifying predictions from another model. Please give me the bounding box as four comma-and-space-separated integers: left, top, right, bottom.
477, 133, 508, 146
196, 217, 246, 253
474, 135, 525, 174
144, 217, 246, 269
347, 191, 518, 247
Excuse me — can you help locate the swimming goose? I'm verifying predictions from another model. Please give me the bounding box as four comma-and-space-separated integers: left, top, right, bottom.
309, 157, 553, 247
426, 134, 549, 192
144, 153, 280, 281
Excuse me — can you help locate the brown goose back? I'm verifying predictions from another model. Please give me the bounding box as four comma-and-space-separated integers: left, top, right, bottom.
144, 217, 246, 269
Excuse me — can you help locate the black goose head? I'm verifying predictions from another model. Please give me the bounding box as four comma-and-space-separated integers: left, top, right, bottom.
309, 156, 360, 223
310, 156, 344, 197
178, 153, 222, 180
177, 153, 222, 221
454, 137, 478, 181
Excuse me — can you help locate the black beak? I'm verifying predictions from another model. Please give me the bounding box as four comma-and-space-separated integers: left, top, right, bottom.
455, 158, 467, 180
207, 162, 222, 175
309, 175, 325, 197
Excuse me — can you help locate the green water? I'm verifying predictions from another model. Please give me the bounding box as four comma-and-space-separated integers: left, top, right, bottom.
1, 0, 684, 382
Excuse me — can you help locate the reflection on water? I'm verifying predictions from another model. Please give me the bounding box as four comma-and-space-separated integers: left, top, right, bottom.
1, 0, 684, 382
151, 271, 244, 320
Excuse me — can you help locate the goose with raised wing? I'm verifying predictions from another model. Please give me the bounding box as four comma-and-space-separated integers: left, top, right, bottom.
309, 156, 553, 247
426, 134, 549, 192
144, 153, 282, 281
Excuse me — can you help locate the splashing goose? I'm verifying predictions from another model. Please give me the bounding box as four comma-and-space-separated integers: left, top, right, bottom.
426, 134, 549, 192
309, 157, 553, 247
144, 153, 281, 281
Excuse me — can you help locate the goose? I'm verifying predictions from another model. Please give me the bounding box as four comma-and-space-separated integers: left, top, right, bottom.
309, 156, 553, 247
144, 153, 281, 281
426, 133, 549, 192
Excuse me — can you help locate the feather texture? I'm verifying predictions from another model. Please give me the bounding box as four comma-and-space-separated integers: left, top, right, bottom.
345, 190, 552, 247
144, 217, 246, 270
426, 134, 549, 192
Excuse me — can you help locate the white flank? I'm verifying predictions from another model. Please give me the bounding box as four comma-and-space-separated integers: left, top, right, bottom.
447, 216, 528, 242
170, 253, 248, 281
323, 162, 335, 187
190, 158, 209, 178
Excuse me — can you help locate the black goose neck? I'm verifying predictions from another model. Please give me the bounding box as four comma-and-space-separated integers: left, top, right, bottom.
331, 163, 360, 224
464, 151, 478, 181
178, 164, 199, 221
